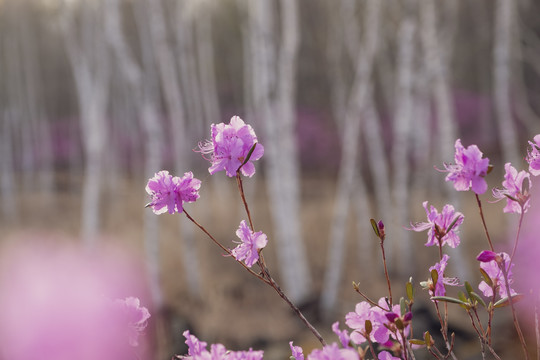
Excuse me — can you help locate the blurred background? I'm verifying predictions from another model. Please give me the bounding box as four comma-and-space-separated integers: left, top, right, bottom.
1, 0, 540, 358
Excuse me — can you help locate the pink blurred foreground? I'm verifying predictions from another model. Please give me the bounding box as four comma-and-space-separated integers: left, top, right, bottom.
0, 234, 150, 360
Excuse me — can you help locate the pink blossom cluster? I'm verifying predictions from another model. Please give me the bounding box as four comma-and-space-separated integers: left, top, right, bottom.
182, 331, 264, 360
197, 116, 264, 177
231, 220, 268, 267
146, 170, 201, 215
113, 297, 151, 347
476, 251, 517, 299
427, 254, 459, 297
345, 297, 410, 347
526, 134, 540, 176
443, 139, 490, 194
409, 201, 464, 248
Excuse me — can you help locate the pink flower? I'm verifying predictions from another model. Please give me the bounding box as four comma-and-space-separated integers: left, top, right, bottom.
378, 351, 400, 360
145, 171, 201, 214
290, 342, 304, 360
307, 343, 359, 360
332, 322, 351, 348
443, 139, 490, 194
526, 135, 540, 176
409, 201, 464, 248
231, 220, 268, 267
197, 116, 264, 177
182, 331, 263, 360
492, 163, 531, 214
114, 297, 150, 347
427, 254, 459, 298
476, 250, 498, 263
478, 252, 517, 299
345, 298, 406, 345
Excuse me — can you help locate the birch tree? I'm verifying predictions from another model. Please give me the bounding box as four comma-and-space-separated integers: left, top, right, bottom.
420, 0, 469, 280
391, 1, 416, 272
145, 0, 202, 297
493, 0, 520, 165
59, 0, 111, 247
321, 0, 382, 315
247, 0, 311, 303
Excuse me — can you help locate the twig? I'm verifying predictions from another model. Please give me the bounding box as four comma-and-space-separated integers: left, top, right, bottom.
183, 210, 266, 281
260, 264, 327, 346
510, 209, 525, 264
500, 264, 529, 359
475, 194, 495, 251
235, 172, 255, 231
379, 239, 393, 306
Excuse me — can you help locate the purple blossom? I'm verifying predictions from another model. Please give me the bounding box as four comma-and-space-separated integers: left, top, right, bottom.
345, 298, 406, 345
184, 330, 208, 357
478, 252, 517, 299
231, 221, 268, 267
409, 201, 464, 248
526, 134, 540, 176
114, 297, 150, 347
378, 351, 401, 360
289, 342, 304, 360
476, 250, 498, 263
306, 343, 359, 360
197, 116, 264, 177
428, 254, 459, 298
443, 139, 490, 194
146, 171, 201, 214
182, 331, 263, 360
332, 322, 351, 348
492, 163, 531, 214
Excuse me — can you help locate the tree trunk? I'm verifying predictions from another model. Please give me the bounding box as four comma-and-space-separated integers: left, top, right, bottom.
493, 0, 520, 165
321, 0, 382, 315
248, 0, 311, 303
391, 1, 416, 273
59, 1, 111, 248
145, 0, 202, 297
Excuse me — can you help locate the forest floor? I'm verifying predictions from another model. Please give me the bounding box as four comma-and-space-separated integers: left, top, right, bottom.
0, 173, 534, 359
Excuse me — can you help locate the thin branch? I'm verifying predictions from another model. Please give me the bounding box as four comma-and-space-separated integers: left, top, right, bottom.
475, 194, 495, 251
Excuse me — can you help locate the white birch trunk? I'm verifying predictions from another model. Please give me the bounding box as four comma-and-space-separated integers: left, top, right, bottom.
175, 1, 205, 138
107, 0, 166, 306
145, 0, 202, 297
321, 0, 381, 315
391, 2, 416, 273
248, 0, 311, 303
493, 0, 520, 165
195, 5, 221, 133
420, 0, 469, 280
59, 1, 110, 248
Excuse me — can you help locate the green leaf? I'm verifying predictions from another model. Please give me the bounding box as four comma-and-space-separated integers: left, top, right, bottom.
370, 219, 380, 238
494, 294, 524, 308
458, 291, 468, 303
424, 331, 432, 348
470, 291, 487, 308
465, 281, 474, 298
430, 269, 439, 286
242, 143, 258, 166
406, 279, 414, 301
400, 297, 407, 316
431, 296, 470, 306
409, 339, 425, 346
446, 215, 462, 234
365, 319, 372, 335
479, 268, 493, 287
